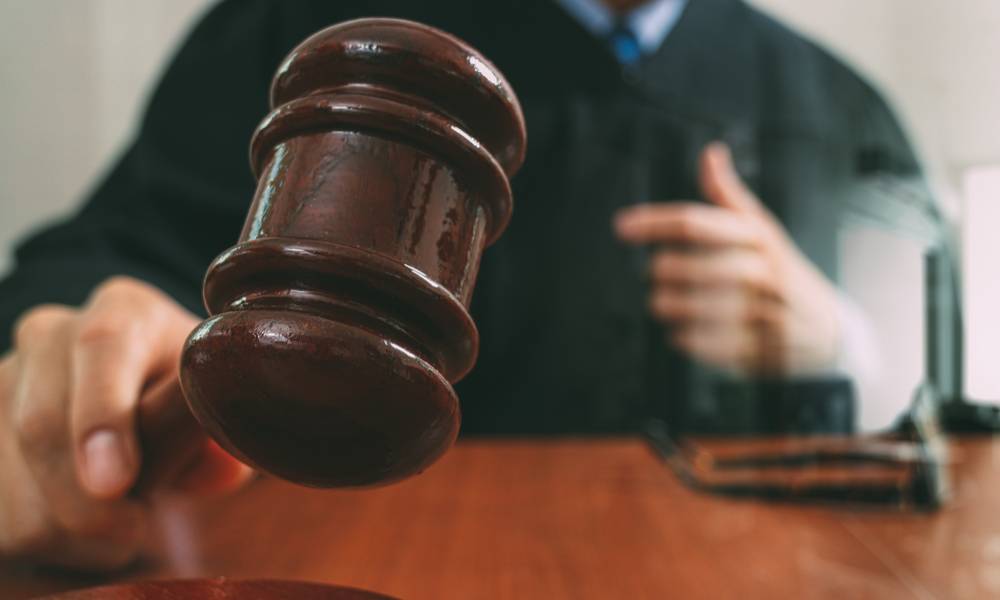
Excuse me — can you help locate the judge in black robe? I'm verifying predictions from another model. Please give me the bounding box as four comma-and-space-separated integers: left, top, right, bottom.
0, 0, 923, 436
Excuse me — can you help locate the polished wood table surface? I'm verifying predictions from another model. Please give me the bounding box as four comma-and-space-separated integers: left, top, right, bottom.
3, 437, 1000, 599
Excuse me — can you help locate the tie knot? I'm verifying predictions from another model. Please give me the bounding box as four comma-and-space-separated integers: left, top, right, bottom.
608, 21, 641, 65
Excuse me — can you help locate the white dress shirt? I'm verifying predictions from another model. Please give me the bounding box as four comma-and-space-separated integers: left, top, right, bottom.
555, 0, 688, 59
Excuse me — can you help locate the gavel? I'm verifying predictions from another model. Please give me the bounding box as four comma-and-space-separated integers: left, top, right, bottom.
136, 18, 525, 491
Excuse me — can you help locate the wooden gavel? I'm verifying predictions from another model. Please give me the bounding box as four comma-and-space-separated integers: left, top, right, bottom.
136, 18, 525, 491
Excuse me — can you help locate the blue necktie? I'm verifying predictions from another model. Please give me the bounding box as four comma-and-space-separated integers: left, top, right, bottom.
608, 20, 641, 66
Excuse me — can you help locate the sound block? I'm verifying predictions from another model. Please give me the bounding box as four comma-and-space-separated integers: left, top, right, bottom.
39, 578, 397, 599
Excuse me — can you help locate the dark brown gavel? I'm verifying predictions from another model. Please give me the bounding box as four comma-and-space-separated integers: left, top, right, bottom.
135, 18, 525, 491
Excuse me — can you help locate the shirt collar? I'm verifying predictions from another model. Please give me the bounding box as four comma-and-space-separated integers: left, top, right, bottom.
555, 0, 688, 56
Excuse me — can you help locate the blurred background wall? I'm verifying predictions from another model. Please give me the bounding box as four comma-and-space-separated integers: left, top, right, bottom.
0, 0, 209, 276
1, 0, 998, 397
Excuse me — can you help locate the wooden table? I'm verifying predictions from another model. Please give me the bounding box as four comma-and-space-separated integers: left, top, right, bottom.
3, 437, 1000, 599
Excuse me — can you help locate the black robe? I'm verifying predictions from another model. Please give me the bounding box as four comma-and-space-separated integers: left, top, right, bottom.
0, 0, 922, 435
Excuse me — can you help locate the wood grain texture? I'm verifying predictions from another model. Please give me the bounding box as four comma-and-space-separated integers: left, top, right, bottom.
3, 437, 1000, 599
38, 579, 396, 600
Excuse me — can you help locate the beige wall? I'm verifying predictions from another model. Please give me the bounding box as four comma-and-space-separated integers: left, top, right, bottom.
0, 0, 212, 275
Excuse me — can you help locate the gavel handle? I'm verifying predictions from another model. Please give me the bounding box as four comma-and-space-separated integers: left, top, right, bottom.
132, 374, 205, 497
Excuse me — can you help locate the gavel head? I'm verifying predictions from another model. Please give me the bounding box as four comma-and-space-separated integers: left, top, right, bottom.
178, 19, 525, 487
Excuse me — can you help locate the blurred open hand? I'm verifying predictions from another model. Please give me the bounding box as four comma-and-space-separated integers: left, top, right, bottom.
0, 276, 251, 570
615, 143, 841, 376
